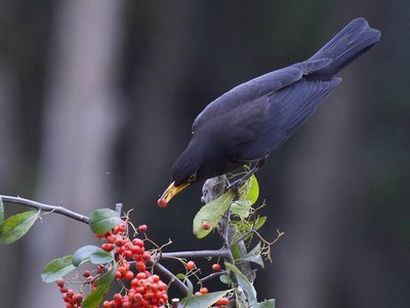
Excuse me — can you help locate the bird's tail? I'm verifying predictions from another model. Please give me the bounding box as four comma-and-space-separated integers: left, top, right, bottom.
307, 17, 380, 80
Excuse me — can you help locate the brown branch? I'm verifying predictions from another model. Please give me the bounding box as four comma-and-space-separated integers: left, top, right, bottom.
1, 195, 90, 223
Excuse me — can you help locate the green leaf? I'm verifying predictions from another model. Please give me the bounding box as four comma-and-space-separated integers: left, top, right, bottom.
180, 290, 231, 308
89, 208, 122, 235
73, 245, 106, 267
0, 210, 40, 244
82, 264, 116, 308
224, 262, 257, 306
238, 242, 264, 268
41, 255, 76, 283
230, 243, 242, 260
0, 197, 4, 224
230, 200, 252, 219
255, 299, 276, 308
90, 250, 113, 265
219, 274, 233, 285
193, 191, 234, 239
254, 216, 267, 230
246, 175, 259, 205
231, 175, 259, 219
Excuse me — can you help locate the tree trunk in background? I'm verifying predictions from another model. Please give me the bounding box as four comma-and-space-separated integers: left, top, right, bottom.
17, 1, 123, 307
125, 2, 199, 207
0, 63, 21, 307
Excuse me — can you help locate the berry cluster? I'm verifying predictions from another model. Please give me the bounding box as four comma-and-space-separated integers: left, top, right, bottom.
55, 222, 169, 307
103, 272, 168, 307
56, 278, 83, 308
99, 223, 168, 307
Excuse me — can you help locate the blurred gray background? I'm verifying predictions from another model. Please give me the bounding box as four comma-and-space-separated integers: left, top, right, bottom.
0, 1, 408, 307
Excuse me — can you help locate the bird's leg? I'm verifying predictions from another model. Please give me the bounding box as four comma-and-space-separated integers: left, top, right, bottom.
227, 155, 268, 191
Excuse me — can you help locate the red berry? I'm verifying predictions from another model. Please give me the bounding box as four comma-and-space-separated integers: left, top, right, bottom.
201, 222, 211, 230
132, 239, 144, 247
157, 198, 168, 208
216, 297, 229, 306
136, 261, 146, 272
56, 278, 65, 288
73, 293, 83, 304
200, 287, 208, 294
186, 261, 196, 271
124, 270, 134, 280
136, 272, 147, 279
138, 224, 148, 233
115, 271, 122, 279
212, 263, 222, 272
142, 251, 151, 261
115, 239, 124, 247
82, 270, 91, 278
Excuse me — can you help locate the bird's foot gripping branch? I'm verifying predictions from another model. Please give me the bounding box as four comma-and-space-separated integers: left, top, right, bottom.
0, 175, 283, 307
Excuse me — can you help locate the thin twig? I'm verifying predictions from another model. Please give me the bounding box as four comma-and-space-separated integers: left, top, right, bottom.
198, 270, 227, 284
161, 249, 231, 260
1, 195, 90, 223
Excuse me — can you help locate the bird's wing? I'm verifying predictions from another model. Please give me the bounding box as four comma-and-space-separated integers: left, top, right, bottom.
228, 77, 342, 162
272, 77, 342, 133
192, 58, 332, 133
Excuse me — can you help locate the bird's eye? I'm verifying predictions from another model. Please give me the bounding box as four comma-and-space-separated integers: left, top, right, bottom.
187, 173, 197, 182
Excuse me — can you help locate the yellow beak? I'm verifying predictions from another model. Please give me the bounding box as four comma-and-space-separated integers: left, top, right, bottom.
157, 181, 191, 208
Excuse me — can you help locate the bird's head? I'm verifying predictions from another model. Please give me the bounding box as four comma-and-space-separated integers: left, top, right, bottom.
157, 145, 204, 208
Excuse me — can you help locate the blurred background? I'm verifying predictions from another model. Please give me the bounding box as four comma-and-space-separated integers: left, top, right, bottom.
0, 1, 408, 307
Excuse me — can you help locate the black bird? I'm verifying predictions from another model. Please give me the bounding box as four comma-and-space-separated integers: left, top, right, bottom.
158, 17, 380, 208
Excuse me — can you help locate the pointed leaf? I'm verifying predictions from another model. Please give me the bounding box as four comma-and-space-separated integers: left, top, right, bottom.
89, 208, 122, 235
41, 255, 76, 283
231, 175, 259, 218
255, 299, 276, 307
238, 242, 264, 268
90, 250, 114, 265
219, 274, 233, 285
0, 210, 40, 244
82, 264, 116, 308
246, 175, 259, 205
180, 290, 231, 307
73, 245, 104, 267
254, 216, 267, 230
0, 197, 4, 224
193, 191, 234, 238
224, 262, 257, 305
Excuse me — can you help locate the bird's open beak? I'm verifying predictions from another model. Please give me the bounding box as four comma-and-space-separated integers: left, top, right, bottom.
157, 181, 191, 208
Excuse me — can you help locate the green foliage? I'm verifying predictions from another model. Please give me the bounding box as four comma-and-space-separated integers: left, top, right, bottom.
41, 255, 76, 283
0, 210, 40, 244
193, 191, 234, 238
73, 245, 113, 267
90, 250, 113, 265
225, 262, 257, 306
180, 290, 231, 307
82, 265, 116, 308
219, 274, 234, 285
230, 175, 259, 219
89, 208, 122, 235
193, 175, 260, 238
238, 242, 264, 268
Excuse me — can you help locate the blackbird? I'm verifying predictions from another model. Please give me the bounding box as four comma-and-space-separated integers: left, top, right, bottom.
158, 17, 380, 208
